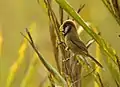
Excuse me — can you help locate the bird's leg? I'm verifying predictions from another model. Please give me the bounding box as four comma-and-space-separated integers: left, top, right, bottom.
63, 49, 74, 63
62, 58, 70, 62
57, 41, 71, 62
65, 46, 70, 51
61, 45, 71, 62
57, 41, 66, 47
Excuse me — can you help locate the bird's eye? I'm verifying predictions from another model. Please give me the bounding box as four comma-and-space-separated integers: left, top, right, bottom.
63, 23, 71, 30
62, 20, 75, 36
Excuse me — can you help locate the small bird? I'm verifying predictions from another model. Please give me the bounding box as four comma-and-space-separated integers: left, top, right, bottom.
62, 20, 103, 68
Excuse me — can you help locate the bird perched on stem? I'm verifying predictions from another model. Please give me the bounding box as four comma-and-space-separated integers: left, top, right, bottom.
62, 20, 103, 68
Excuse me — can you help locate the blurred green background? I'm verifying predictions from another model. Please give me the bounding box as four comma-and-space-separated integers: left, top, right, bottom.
0, 0, 120, 87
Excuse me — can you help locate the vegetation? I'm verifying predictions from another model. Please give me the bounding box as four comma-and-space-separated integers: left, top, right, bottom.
1, 0, 120, 87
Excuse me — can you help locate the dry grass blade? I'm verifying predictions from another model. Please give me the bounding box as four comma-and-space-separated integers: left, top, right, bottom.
48, 74, 56, 87
55, 0, 120, 70
47, 2, 83, 87
53, 0, 120, 86
83, 68, 96, 78
101, 0, 120, 26
40, 1, 84, 86
70, 57, 82, 87
86, 39, 95, 49
44, 0, 61, 73
115, 79, 120, 87
112, 0, 120, 17
115, 55, 120, 72
7, 32, 28, 87
21, 28, 67, 86
68, 4, 85, 20
49, 22, 61, 72
77, 4, 85, 14
59, 6, 64, 24
38, 76, 48, 87
0, 31, 3, 56
20, 53, 38, 87
96, 72, 104, 87
43, 0, 71, 76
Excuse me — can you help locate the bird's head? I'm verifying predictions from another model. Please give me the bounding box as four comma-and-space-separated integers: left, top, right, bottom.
62, 20, 77, 36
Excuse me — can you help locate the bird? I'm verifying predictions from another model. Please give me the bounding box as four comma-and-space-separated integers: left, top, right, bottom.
62, 20, 103, 68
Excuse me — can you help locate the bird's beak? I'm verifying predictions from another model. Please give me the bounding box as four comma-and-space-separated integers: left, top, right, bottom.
60, 29, 65, 34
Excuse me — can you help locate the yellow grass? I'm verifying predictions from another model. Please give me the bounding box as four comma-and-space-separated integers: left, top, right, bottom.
20, 53, 38, 87
6, 39, 28, 87
94, 25, 101, 87
0, 31, 3, 56
6, 23, 36, 87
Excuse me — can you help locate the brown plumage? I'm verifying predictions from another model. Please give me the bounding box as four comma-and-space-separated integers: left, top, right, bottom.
62, 20, 103, 68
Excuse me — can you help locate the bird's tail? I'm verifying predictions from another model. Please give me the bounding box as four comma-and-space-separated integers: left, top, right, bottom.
87, 54, 103, 68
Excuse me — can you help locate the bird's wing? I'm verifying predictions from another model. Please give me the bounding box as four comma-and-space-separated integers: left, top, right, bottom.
70, 36, 103, 68
70, 36, 88, 53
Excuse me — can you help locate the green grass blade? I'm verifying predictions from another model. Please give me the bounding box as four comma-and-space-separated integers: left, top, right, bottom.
55, 0, 119, 68
54, 0, 120, 85
23, 29, 67, 86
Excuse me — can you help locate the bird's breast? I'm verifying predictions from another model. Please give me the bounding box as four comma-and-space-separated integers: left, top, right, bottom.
65, 35, 85, 55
